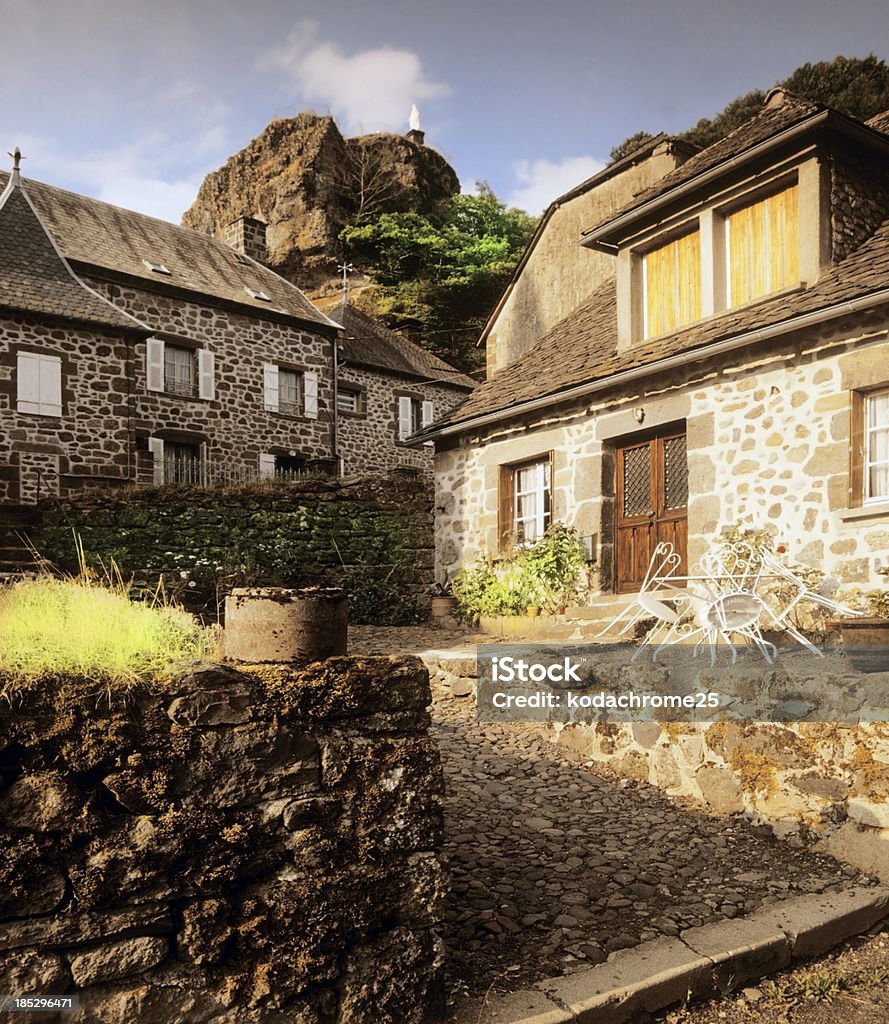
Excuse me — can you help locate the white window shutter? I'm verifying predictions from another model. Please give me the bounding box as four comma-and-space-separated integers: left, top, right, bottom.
17, 352, 42, 414
41, 357, 62, 416
421, 400, 435, 447
398, 396, 412, 439
263, 363, 279, 411
259, 453, 277, 479
198, 349, 215, 401
146, 337, 164, 392
147, 437, 165, 484
304, 371, 318, 419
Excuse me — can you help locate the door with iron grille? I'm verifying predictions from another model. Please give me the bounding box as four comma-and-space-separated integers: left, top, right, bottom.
614, 431, 688, 593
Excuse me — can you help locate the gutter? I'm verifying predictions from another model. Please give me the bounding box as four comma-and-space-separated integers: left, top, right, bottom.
423, 285, 889, 440
581, 111, 833, 250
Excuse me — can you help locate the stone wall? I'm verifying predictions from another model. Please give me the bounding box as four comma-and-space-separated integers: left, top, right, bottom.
435, 317, 889, 591
86, 278, 336, 474
549, 718, 889, 880
0, 313, 135, 503
338, 364, 468, 477
34, 474, 434, 624
829, 140, 889, 263
484, 141, 688, 378
0, 658, 445, 1023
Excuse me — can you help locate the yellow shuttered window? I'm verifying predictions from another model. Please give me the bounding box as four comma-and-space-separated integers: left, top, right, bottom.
727, 183, 799, 307
643, 230, 701, 339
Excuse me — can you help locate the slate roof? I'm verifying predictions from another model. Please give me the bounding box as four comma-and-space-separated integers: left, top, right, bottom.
0, 171, 337, 332
584, 92, 826, 244
867, 108, 889, 135
0, 175, 141, 330
438, 210, 889, 431
328, 303, 476, 389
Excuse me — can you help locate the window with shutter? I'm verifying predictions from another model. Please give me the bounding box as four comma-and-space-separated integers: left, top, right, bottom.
851, 389, 889, 505
17, 352, 62, 416
726, 184, 799, 307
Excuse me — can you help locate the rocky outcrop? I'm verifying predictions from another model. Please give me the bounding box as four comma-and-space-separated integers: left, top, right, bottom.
182, 113, 459, 291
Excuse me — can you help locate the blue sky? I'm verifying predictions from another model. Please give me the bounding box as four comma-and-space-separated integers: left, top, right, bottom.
4, 0, 889, 222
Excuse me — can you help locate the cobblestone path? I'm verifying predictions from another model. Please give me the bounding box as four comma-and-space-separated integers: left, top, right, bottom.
350, 627, 877, 1005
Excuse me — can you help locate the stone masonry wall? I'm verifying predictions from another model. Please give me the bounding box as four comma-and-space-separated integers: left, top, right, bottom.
0, 658, 445, 1024
0, 314, 135, 503
549, 718, 889, 880
338, 364, 468, 477
436, 315, 889, 591
86, 278, 336, 472
829, 141, 889, 263
34, 474, 434, 624
485, 143, 686, 378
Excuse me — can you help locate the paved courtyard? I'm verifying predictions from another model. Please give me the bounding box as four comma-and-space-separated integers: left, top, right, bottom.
349, 626, 880, 1010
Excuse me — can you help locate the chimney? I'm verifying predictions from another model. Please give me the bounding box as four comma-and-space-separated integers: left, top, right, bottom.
223, 216, 267, 263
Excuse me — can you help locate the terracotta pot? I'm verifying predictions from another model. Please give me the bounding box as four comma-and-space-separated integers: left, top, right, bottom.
430, 595, 458, 618
828, 617, 889, 673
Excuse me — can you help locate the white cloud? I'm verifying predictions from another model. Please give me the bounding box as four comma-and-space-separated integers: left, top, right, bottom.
507, 155, 607, 215
265, 21, 450, 134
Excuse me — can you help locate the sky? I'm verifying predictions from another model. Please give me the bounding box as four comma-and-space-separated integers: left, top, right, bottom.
4, 0, 889, 223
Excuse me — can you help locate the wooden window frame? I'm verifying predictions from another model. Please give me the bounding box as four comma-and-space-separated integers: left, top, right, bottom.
498, 452, 554, 551
851, 388, 889, 506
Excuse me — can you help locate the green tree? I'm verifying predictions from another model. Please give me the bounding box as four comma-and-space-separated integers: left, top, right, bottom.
609, 130, 657, 163
609, 54, 889, 161
342, 185, 537, 372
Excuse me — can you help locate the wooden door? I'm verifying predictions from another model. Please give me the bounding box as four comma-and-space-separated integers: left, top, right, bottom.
615, 431, 688, 593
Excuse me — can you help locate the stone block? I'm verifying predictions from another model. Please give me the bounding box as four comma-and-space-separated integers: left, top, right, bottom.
536, 936, 713, 1023
69, 936, 168, 987
848, 798, 889, 829
695, 765, 744, 814
457, 989, 567, 1024
0, 772, 82, 831
0, 904, 173, 953
751, 887, 889, 960
680, 915, 790, 990
166, 667, 253, 727
0, 949, 69, 993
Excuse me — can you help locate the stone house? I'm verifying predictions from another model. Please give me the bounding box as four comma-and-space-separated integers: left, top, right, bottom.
0, 159, 469, 505
428, 91, 889, 594
326, 302, 475, 476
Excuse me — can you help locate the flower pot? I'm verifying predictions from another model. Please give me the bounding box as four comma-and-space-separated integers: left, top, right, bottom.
430, 595, 458, 619
828, 617, 889, 673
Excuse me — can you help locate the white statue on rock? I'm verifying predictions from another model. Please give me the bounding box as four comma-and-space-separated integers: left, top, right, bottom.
409, 104, 421, 132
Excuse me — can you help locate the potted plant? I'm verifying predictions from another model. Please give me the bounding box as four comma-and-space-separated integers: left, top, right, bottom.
829, 578, 889, 672
430, 577, 458, 619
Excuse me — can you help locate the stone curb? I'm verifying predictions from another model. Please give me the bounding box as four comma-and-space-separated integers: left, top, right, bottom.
456, 885, 889, 1023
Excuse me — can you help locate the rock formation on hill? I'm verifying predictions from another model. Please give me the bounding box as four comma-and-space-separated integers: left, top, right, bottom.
182, 112, 460, 293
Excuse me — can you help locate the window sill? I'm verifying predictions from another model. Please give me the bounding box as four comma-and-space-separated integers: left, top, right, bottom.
838, 502, 889, 522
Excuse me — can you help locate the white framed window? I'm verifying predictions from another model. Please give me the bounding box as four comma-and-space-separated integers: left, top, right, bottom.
398, 396, 433, 440
498, 455, 553, 549
17, 352, 62, 416
146, 338, 214, 400
263, 363, 318, 419
865, 390, 889, 503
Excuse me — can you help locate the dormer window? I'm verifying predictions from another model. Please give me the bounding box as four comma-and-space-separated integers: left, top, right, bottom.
725, 183, 799, 308
642, 229, 701, 339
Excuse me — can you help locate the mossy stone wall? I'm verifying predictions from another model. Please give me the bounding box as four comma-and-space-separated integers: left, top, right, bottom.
33, 472, 432, 623
0, 657, 445, 1023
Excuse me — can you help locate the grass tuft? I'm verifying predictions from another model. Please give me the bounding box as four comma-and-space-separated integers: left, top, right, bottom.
0, 565, 214, 687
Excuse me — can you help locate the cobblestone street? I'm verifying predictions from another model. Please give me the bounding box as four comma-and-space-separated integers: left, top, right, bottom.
350, 627, 880, 1008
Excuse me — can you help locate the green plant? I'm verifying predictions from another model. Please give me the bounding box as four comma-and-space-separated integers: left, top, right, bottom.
0, 566, 213, 688
452, 524, 586, 621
